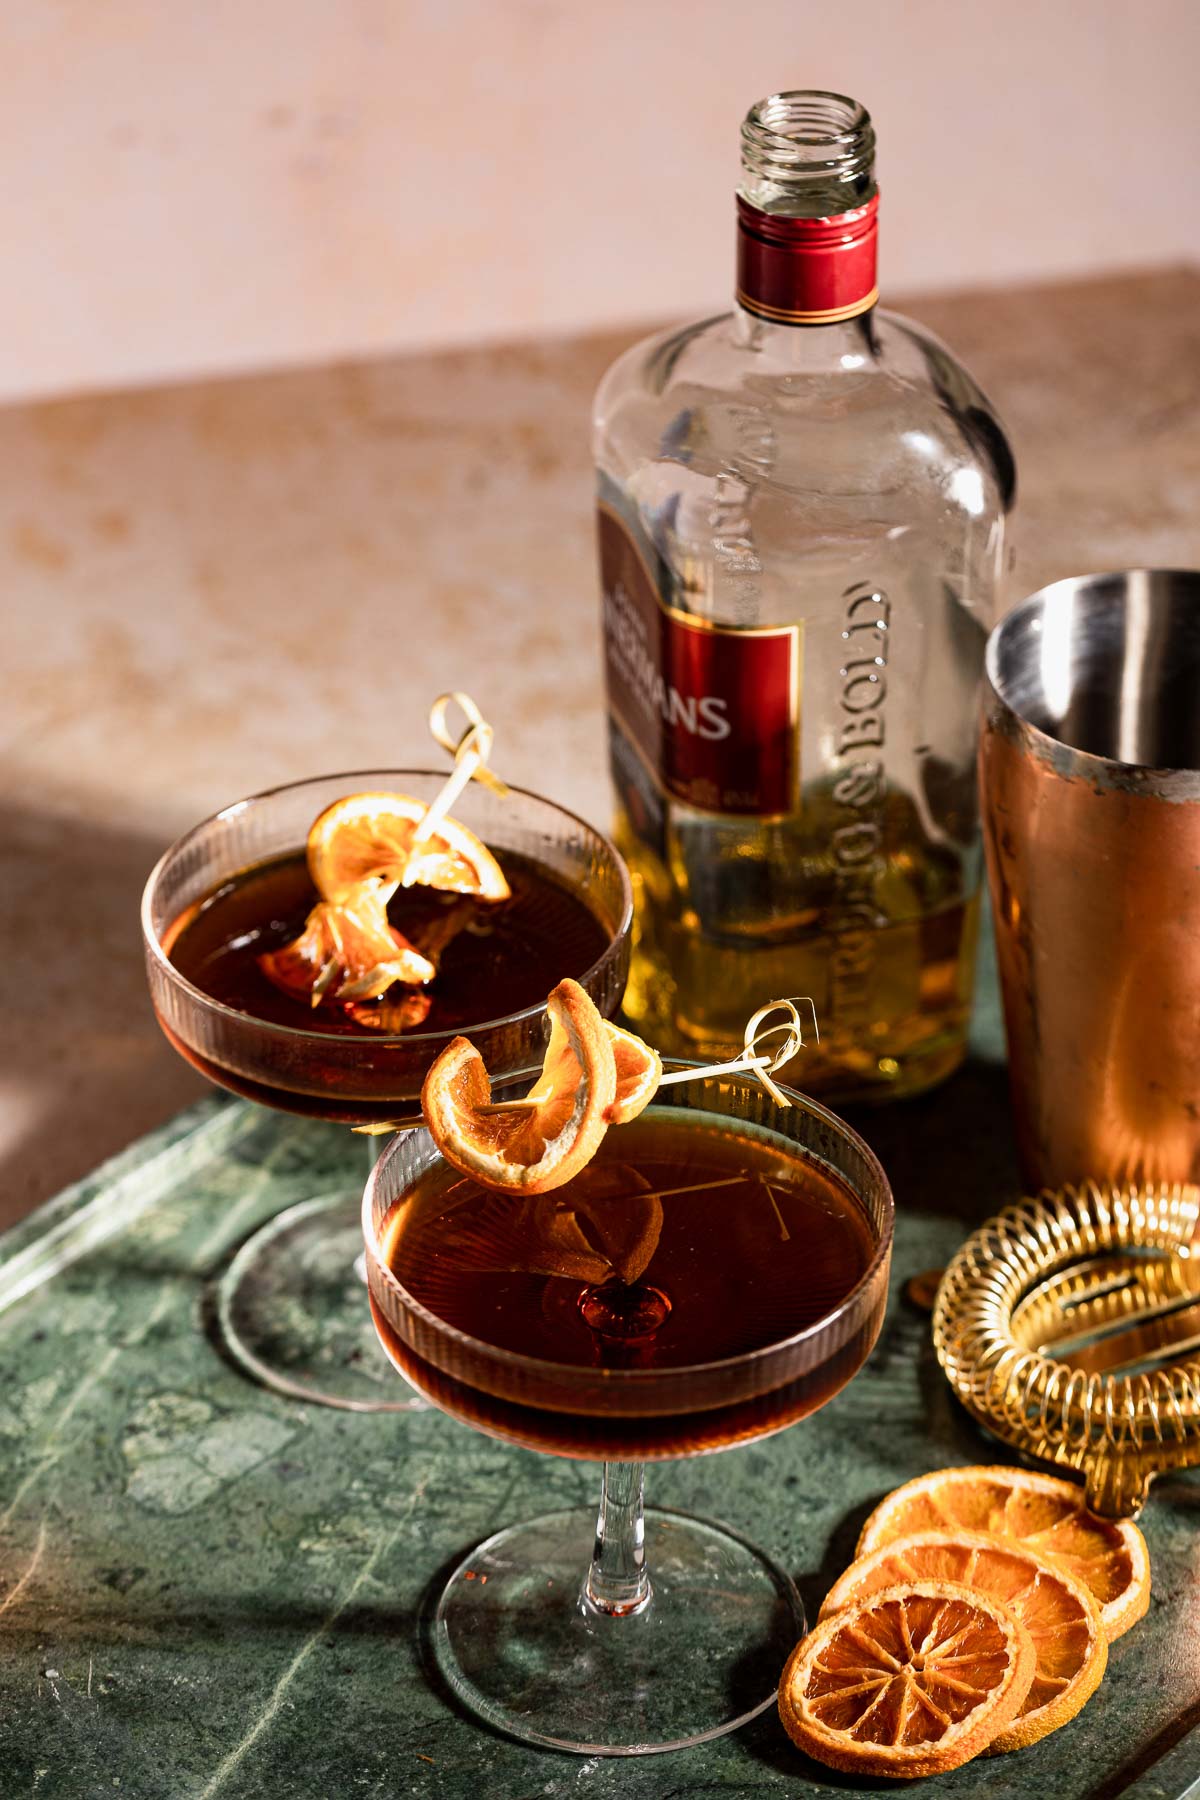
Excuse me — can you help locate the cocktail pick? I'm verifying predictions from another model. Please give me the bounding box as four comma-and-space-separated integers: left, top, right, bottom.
402, 691, 510, 880
480, 996, 818, 1116
655, 996, 818, 1108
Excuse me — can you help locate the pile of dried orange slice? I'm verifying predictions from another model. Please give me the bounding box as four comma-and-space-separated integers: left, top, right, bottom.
778, 1463, 1150, 1777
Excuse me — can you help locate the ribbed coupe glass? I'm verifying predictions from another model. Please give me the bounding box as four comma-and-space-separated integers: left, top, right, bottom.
142, 770, 632, 1410
363, 1073, 893, 1754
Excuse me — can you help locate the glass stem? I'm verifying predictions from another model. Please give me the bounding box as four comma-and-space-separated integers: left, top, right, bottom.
584, 1460, 652, 1617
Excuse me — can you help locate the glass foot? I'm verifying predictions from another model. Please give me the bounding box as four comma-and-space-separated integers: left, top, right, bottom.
216, 1191, 427, 1412
433, 1506, 802, 1755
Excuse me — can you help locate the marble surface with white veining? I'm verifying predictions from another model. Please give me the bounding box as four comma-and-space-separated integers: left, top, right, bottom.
1, 1070, 1197, 1800
3, 267, 1199, 1226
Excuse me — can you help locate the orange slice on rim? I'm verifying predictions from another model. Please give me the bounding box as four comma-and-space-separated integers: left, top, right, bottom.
421, 977, 617, 1194
307, 791, 510, 905
605, 1021, 661, 1125
855, 1466, 1150, 1643
259, 882, 435, 1006
779, 1579, 1036, 1777
820, 1531, 1106, 1752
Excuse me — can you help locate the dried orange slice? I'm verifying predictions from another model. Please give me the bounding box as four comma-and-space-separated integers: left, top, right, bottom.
821, 1531, 1105, 1752
259, 882, 435, 1006
779, 1580, 1036, 1777
307, 792, 510, 905
856, 1466, 1150, 1643
605, 1021, 661, 1125
421, 977, 616, 1194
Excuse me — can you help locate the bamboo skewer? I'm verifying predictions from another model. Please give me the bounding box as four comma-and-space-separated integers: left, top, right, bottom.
403, 691, 510, 876
477, 997, 818, 1116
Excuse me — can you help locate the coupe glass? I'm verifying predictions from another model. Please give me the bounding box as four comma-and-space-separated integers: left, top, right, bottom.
142, 770, 632, 1411
363, 1072, 893, 1754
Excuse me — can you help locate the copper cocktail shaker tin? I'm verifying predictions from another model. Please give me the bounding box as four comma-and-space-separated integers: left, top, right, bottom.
980, 571, 1200, 1191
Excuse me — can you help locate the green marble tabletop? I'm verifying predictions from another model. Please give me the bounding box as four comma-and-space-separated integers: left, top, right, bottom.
1, 938, 1198, 1800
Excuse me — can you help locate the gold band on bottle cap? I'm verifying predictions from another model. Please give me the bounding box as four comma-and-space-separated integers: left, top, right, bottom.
736, 287, 879, 325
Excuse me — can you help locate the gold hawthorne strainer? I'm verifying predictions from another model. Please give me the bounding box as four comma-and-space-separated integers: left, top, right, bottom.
932, 1179, 1200, 1517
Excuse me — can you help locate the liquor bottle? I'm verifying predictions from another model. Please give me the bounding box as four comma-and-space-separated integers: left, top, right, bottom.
594, 90, 1015, 1103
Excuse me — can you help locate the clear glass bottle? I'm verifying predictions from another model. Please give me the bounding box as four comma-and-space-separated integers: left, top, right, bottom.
594, 90, 1015, 1103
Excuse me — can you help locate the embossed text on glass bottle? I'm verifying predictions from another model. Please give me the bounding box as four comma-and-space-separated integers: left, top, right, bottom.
594, 91, 1015, 1102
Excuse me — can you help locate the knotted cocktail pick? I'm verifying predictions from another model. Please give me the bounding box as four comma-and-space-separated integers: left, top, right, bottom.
655, 996, 818, 1109
402, 691, 510, 879
478, 995, 819, 1118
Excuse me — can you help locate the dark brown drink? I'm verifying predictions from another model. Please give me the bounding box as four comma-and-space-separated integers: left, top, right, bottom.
373, 1108, 881, 1458
157, 846, 611, 1121
166, 847, 608, 1035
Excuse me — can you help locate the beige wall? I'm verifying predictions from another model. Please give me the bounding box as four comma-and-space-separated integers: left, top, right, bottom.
2, 0, 1197, 403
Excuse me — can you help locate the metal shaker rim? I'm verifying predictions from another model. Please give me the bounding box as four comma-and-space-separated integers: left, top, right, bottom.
984, 568, 1200, 797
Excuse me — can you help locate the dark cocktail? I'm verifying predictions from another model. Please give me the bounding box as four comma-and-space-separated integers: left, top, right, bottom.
374, 1106, 879, 1457
363, 1072, 893, 1753
142, 767, 631, 1409
162, 844, 609, 1120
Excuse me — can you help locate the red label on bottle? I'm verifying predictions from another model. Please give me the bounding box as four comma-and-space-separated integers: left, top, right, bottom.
736, 192, 878, 325
598, 504, 800, 817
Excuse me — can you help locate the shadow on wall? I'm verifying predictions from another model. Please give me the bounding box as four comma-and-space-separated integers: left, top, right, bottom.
0, 801, 206, 1229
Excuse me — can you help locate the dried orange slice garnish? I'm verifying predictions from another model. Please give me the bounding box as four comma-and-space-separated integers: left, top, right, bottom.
779, 1579, 1036, 1777
307, 792, 510, 905
821, 1531, 1106, 1752
259, 882, 435, 1006
422, 977, 617, 1195
606, 1021, 662, 1126
855, 1466, 1150, 1644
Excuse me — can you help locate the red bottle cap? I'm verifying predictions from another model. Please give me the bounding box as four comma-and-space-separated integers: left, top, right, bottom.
736, 192, 879, 325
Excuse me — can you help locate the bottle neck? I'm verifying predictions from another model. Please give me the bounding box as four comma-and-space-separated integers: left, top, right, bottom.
736, 90, 878, 327
735, 191, 879, 326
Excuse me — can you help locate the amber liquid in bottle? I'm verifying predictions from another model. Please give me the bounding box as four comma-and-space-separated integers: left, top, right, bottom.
616, 792, 981, 1104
